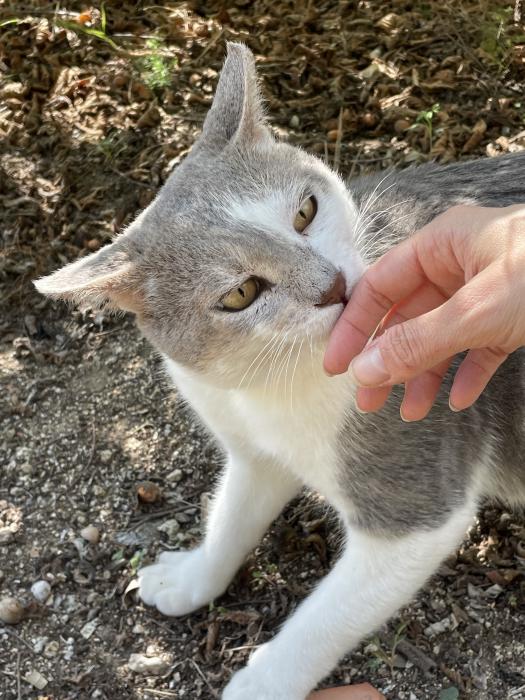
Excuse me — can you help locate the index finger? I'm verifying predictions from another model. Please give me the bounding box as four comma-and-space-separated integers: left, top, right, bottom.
324, 235, 427, 375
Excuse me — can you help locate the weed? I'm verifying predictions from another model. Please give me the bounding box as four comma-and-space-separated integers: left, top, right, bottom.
411, 103, 441, 151
479, 7, 514, 67
136, 39, 177, 90
96, 131, 127, 162
129, 550, 145, 576
367, 621, 408, 674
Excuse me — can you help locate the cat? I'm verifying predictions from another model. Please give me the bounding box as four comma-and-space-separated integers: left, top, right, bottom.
35, 43, 525, 699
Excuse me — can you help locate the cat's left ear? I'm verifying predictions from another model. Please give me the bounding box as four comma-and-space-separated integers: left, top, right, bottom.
34, 240, 144, 314
198, 42, 270, 151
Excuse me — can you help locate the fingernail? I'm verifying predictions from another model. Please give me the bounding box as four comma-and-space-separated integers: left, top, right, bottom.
354, 398, 367, 414
400, 407, 412, 422
350, 345, 390, 387
449, 398, 461, 412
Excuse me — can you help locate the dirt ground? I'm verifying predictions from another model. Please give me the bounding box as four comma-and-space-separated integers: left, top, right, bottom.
1, 1, 525, 699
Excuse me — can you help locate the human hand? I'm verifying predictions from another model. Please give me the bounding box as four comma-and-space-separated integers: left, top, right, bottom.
324, 204, 525, 420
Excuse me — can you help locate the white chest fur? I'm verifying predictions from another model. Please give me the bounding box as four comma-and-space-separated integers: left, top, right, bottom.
164, 356, 355, 514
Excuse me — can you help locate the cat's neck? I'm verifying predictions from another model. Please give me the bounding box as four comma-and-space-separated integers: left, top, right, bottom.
163, 353, 354, 414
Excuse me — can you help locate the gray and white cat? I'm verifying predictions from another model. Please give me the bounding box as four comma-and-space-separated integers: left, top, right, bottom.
36, 44, 525, 699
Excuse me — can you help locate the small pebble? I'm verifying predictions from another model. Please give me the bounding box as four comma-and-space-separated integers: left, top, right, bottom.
85, 238, 101, 251
289, 114, 300, 128
157, 519, 180, 543
136, 481, 162, 504
167, 468, 183, 482
80, 525, 100, 544
0, 596, 25, 624
80, 620, 98, 639
31, 580, 51, 603
44, 640, 60, 658
24, 669, 48, 690
128, 652, 171, 675
99, 449, 112, 464
0, 526, 14, 544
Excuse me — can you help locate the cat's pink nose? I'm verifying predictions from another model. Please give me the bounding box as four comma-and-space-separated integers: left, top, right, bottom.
316, 271, 347, 307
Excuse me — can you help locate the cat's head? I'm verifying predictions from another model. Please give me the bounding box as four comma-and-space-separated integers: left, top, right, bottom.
35, 43, 363, 388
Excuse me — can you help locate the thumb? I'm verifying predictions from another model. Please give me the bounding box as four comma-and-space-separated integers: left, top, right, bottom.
349, 281, 494, 387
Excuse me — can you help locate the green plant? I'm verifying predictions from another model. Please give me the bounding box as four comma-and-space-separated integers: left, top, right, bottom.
479, 7, 514, 66
136, 39, 177, 90
96, 131, 127, 162
411, 103, 441, 151
367, 621, 408, 674
56, 4, 118, 51
129, 549, 145, 576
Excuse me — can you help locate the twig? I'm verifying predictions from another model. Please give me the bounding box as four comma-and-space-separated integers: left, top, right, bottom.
85, 420, 97, 470
16, 651, 21, 700
189, 658, 218, 698
197, 28, 225, 61
0, 626, 35, 655
333, 107, 343, 172
348, 145, 364, 180
396, 639, 436, 676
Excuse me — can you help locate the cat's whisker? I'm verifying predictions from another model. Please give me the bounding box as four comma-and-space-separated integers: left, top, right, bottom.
260, 332, 289, 396
289, 338, 304, 413
275, 335, 296, 398
359, 211, 415, 261
354, 199, 413, 241
353, 186, 402, 247
353, 178, 398, 245
307, 332, 315, 374
245, 332, 284, 390
265, 331, 290, 395
282, 336, 297, 402
354, 174, 395, 232
237, 332, 280, 390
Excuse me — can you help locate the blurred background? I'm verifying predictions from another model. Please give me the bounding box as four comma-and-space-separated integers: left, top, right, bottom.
1, 0, 524, 324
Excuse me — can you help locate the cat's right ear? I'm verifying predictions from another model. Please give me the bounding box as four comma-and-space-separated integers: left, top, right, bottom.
34, 240, 144, 314
198, 42, 270, 151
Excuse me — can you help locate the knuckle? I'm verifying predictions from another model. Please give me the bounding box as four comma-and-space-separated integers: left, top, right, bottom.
381, 323, 426, 375
360, 274, 394, 315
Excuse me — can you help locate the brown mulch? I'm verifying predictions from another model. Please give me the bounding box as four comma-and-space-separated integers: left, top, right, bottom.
1, 2, 524, 700
1, 0, 524, 319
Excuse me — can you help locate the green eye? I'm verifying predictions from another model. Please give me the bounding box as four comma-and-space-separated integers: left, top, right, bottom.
293, 195, 317, 233
220, 278, 260, 311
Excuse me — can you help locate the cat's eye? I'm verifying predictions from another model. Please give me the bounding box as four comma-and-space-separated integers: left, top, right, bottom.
293, 195, 317, 233
220, 278, 260, 311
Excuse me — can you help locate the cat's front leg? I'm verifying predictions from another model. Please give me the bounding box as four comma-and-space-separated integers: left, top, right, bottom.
223, 502, 476, 700
139, 450, 300, 616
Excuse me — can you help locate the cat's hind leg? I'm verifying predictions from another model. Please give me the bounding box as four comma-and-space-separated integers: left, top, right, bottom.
139, 450, 300, 616
223, 500, 477, 700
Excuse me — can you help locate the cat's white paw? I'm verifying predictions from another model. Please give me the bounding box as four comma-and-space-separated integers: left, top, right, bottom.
222, 667, 303, 700
138, 548, 226, 616
222, 645, 304, 700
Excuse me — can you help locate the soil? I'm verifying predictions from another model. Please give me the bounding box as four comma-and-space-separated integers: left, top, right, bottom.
1, 2, 524, 699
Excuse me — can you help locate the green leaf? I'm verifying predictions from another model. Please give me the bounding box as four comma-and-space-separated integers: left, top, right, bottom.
101, 2, 107, 33
0, 18, 23, 27
129, 549, 144, 574
112, 549, 125, 562
55, 20, 119, 50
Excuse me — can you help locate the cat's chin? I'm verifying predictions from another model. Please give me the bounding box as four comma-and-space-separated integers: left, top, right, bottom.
307, 302, 345, 340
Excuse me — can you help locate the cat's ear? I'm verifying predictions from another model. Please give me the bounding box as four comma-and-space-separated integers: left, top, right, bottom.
199, 42, 270, 150
34, 240, 144, 314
